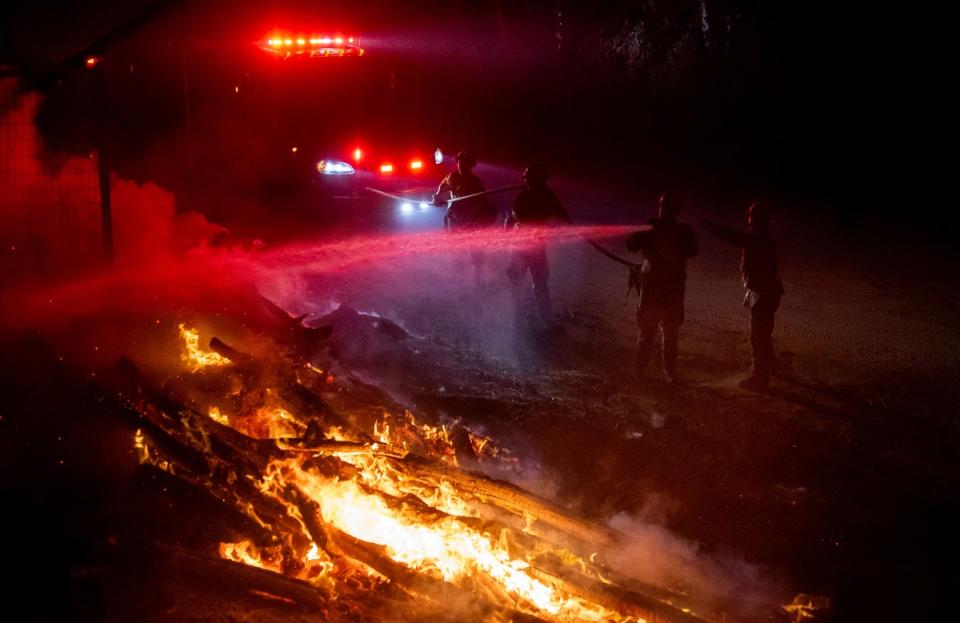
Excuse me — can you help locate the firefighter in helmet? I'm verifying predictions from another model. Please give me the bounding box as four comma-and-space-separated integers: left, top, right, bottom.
703, 201, 784, 390
433, 150, 496, 228
626, 192, 699, 382
433, 150, 497, 282
506, 164, 571, 328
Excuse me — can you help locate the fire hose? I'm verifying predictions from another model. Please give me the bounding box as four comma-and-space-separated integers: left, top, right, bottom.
367, 185, 645, 295
366, 184, 524, 207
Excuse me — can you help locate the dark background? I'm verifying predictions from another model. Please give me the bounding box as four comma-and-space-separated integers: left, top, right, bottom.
1, 3, 956, 621
1, 0, 946, 238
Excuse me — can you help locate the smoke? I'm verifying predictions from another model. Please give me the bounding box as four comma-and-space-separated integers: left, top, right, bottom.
1, 80, 226, 285
607, 511, 776, 617
110, 176, 226, 265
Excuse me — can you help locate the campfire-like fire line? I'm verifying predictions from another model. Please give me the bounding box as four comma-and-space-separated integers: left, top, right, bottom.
122, 320, 709, 623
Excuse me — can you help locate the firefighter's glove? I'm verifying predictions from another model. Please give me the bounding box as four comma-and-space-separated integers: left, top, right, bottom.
432, 193, 445, 207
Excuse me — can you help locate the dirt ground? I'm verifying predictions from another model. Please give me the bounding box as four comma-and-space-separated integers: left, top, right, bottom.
281, 197, 960, 621
1, 191, 957, 622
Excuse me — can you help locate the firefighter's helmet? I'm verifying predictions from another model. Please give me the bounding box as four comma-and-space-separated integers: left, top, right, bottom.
658, 192, 683, 216
747, 201, 770, 225
521, 163, 549, 184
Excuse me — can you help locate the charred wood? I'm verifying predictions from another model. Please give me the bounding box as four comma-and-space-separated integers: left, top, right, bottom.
324, 526, 528, 623
525, 563, 707, 623
158, 542, 329, 611
257, 294, 332, 355
208, 336, 258, 368
399, 455, 620, 549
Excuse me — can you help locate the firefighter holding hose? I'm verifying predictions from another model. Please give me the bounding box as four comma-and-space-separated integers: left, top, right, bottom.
506, 163, 571, 330
433, 150, 497, 284
626, 192, 699, 383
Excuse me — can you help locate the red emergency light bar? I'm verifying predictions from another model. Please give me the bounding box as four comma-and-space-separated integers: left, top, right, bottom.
262, 34, 363, 59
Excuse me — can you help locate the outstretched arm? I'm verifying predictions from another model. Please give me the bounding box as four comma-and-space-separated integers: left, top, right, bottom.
433, 177, 451, 206
625, 230, 649, 253
702, 220, 750, 247
547, 189, 573, 223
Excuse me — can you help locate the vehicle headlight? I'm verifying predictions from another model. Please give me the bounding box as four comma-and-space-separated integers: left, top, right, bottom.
434, 148, 443, 165
317, 160, 355, 175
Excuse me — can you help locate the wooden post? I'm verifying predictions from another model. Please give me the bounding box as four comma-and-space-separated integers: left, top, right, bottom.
95, 63, 113, 263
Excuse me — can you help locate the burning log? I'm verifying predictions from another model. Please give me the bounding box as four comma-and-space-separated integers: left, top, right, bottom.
159, 543, 330, 611
283, 439, 403, 458
276, 379, 354, 433
119, 356, 280, 468
525, 564, 706, 623
209, 336, 258, 368
399, 455, 620, 549
257, 294, 333, 356
132, 415, 303, 546
205, 334, 354, 434
324, 525, 546, 623
109, 310, 748, 623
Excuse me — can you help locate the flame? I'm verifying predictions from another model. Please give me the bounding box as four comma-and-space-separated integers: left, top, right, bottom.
783, 593, 830, 621
178, 323, 231, 370
133, 428, 172, 472
208, 406, 229, 425
220, 540, 283, 573
140, 326, 669, 621
246, 409, 632, 620
225, 389, 303, 439
253, 405, 300, 439
263, 457, 628, 621
374, 411, 458, 465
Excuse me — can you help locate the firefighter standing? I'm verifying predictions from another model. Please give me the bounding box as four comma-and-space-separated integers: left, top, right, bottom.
433, 150, 497, 282
703, 202, 784, 390
506, 164, 571, 328
626, 193, 699, 382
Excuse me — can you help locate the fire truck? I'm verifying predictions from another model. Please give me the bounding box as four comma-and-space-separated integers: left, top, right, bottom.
246, 29, 448, 226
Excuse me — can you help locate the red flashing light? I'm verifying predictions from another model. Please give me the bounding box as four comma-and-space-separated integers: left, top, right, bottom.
85, 57, 98, 69
409, 160, 423, 171
379, 163, 394, 174
262, 34, 363, 58
353, 148, 363, 162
